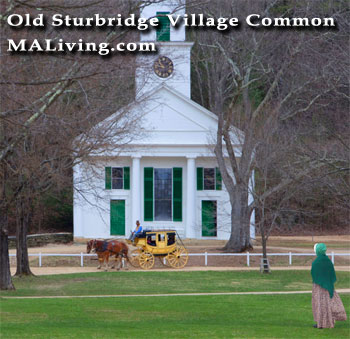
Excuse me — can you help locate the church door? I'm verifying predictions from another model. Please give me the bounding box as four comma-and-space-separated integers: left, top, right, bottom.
110, 200, 125, 235
201, 200, 217, 237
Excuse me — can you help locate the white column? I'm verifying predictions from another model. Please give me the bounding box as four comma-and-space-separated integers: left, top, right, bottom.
131, 156, 141, 235
186, 157, 197, 239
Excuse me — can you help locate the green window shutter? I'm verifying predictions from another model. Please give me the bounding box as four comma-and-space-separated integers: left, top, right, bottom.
197, 167, 203, 190
124, 167, 130, 190
105, 167, 111, 190
215, 167, 222, 190
156, 12, 170, 41
144, 167, 154, 221
173, 167, 182, 222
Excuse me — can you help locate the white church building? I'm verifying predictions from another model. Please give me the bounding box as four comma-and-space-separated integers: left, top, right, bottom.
73, 1, 255, 240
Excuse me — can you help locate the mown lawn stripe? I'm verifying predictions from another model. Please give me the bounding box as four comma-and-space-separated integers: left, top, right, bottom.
1, 270, 349, 297
2, 289, 350, 299
1, 294, 349, 338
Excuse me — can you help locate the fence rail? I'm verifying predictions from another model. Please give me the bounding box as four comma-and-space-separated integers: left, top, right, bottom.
9, 252, 350, 268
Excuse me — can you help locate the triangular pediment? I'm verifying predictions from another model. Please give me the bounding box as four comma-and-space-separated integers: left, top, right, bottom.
142, 103, 211, 132
130, 85, 220, 145
94, 84, 243, 149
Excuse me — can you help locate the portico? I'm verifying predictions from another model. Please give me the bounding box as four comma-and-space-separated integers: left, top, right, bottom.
126, 152, 220, 238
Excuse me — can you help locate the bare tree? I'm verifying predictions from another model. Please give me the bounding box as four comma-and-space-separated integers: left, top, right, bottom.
190, 0, 349, 252
0, 0, 166, 288
252, 118, 299, 271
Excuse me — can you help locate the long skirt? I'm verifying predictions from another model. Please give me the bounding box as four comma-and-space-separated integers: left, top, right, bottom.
312, 283, 347, 328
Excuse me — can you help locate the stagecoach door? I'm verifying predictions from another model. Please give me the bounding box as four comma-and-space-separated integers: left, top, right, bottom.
157, 233, 166, 249
110, 200, 125, 235
201, 200, 217, 237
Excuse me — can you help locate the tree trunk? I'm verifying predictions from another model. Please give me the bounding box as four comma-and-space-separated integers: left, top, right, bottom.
0, 161, 15, 290
0, 224, 15, 290
261, 231, 270, 274
223, 188, 252, 252
0, 187, 14, 288
259, 205, 270, 273
15, 198, 33, 276
261, 235, 267, 259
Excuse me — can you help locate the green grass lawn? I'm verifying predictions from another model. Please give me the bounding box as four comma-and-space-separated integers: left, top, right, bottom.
1, 270, 349, 297
1, 294, 349, 338
1, 271, 349, 338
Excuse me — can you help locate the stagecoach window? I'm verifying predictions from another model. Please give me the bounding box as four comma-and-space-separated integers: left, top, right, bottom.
154, 168, 172, 221
167, 233, 175, 245
147, 234, 157, 246
158, 234, 165, 242
204, 168, 215, 190
112, 167, 123, 189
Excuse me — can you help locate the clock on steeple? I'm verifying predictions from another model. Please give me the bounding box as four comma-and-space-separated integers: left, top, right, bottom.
153, 56, 174, 78
136, 0, 193, 99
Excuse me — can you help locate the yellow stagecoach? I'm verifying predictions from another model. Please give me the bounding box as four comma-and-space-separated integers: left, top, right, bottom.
126, 229, 188, 270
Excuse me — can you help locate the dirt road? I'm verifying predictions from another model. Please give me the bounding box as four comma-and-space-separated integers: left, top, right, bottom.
9, 235, 349, 275
10, 265, 350, 276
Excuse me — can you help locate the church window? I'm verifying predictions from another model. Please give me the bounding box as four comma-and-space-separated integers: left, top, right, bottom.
144, 167, 182, 222
105, 166, 130, 190
112, 167, 123, 189
154, 168, 172, 221
197, 167, 222, 191
204, 168, 215, 190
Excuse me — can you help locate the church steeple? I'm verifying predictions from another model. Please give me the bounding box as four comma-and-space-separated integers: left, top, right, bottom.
136, 0, 193, 99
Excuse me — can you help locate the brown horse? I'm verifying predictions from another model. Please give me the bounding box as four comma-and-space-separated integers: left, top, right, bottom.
87, 239, 130, 271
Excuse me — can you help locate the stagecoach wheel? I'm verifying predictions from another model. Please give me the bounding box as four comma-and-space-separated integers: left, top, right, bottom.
167, 246, 188, 268
130, 249, 142, 267
139, 251, 155, 270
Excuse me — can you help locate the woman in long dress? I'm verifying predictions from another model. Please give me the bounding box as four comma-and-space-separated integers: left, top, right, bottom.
311, 243, 347, 328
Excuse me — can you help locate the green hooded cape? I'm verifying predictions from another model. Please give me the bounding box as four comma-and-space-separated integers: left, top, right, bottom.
311, 243, 336, 298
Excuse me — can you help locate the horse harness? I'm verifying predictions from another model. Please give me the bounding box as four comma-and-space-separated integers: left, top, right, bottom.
93, 240, 109, 253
